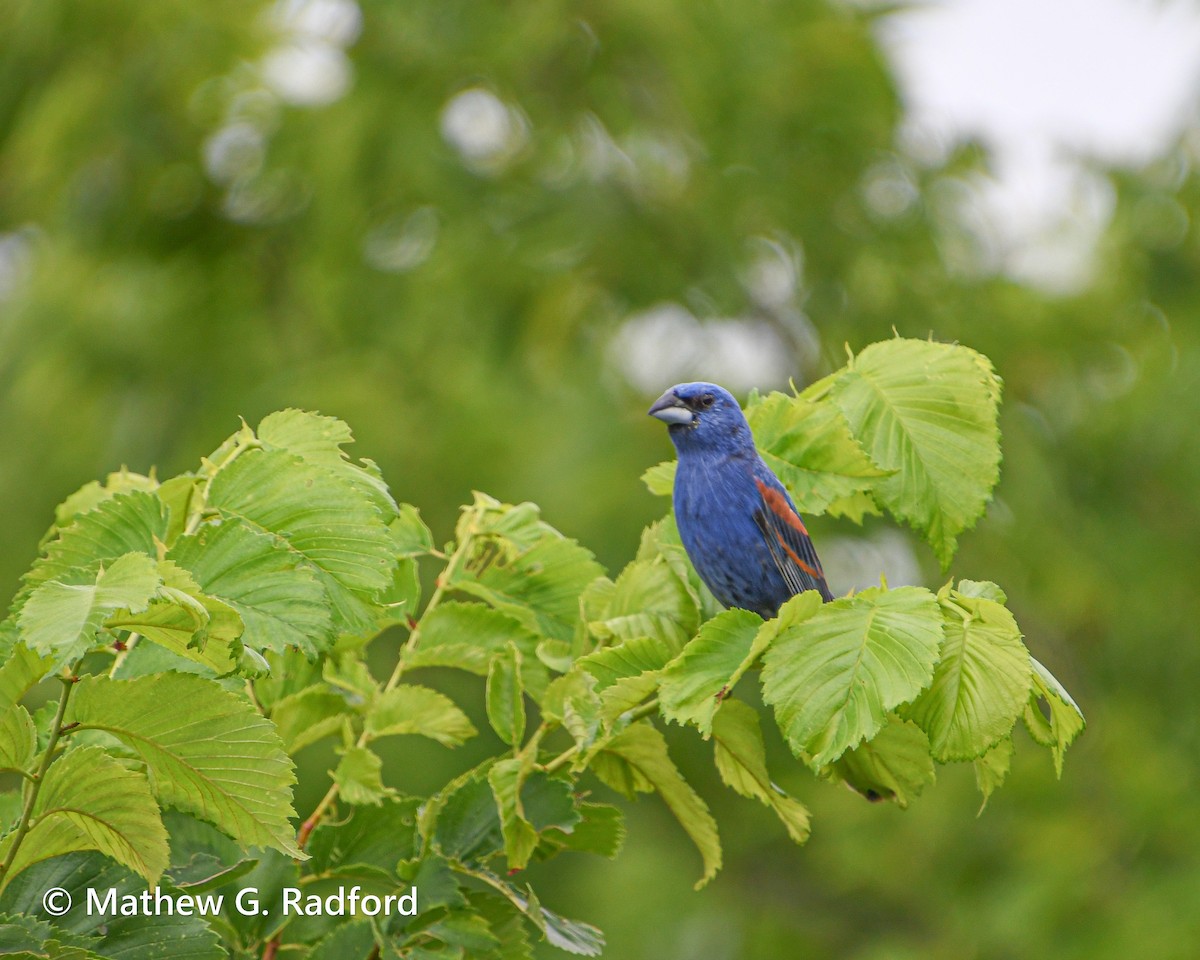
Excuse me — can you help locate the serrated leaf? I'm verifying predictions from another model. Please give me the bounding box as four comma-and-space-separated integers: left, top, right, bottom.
169, 519, 334, 658
207, 447, 395, 632
0, 852, 225, 960
1023, 657, 1085, 776
761, 586, 942, 767
0, 645, 49, 713
956, 579, 1008, 603
408, 602, 550, 701
579, 636, 674, 724
365, 685, 477, 747
746, 392, 889, 515
392, 504, 435, 557
541, 671, 600, 751
711, 699, 811, 843
19, 553, 162, 667
640, 461, 676, 496
0, 706, 36, 775
308, 797, 420, 874
601, 723, 721, 889
583, 558, 697, 652
540, 803, 626, 860
68, 674, 303, 858
905, 587, 1032, 761
659, 609, 766, 735
23, 491, 169, 595
269, 686, 351, 754
468, 873, 604, 957
973, 737, 1013, 811
0, 746, 168, 887
454, 523, 604, 643
486, 645, 526, 747
824, 716, 936, 808
821, 338, 1002, 567
106, 561, 244, 675
333, 746, 394, 806
434, 772, 504, 862
488, 758, 538, 871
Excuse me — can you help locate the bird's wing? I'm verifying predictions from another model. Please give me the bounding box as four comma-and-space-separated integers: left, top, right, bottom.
751, 476, 834, 602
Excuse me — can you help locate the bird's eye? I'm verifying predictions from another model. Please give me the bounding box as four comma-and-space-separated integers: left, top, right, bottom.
698, 393, 715, 409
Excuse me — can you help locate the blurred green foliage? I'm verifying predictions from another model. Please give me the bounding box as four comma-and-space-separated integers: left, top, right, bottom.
1, 0, 1197, 957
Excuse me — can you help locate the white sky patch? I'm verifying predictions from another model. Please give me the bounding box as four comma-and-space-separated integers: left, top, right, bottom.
879, 0, 1200, 290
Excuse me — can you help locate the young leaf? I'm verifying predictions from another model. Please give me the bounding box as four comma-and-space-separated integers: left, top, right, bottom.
486, 644, 526, 747
541, 671, 601, 751
391, 503, 435, 557
0, 645, 50, 712
583, 558, 698, 651
18, 552, 162, 667
761, 585, 942, 767
269, 686, 351, 754
904, 586, 1032, 761
819, 338, 1002, 567
973, 737, 1013, 811
823, 716, 936, 808
640, 460, 676, 497
600, 723, 721, 889
365, 684, 477, 747
0, 746, 168, 886
711, 699, 811, 843
106, 561, 245, 675
1023, 657, 1085, 776
169, 519, 334, 658
408, 602, 550, 701
68, 674, 303, 858
488, 758, 538, 871
746, 392, 889, 516
659, 609, 766, 735
333, 746, 394, 806
579, 636, 673, 724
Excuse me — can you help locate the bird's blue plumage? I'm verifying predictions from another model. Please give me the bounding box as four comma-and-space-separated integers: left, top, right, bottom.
648, 382, 833, 618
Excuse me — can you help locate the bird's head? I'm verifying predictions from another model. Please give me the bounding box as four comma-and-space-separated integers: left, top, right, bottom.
648, 382, 754, 453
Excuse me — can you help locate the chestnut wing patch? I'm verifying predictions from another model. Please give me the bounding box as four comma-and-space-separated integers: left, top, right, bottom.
752, 479, 833, 602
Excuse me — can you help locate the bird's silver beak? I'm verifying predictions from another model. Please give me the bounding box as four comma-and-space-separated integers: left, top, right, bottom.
648, 390, 694, 426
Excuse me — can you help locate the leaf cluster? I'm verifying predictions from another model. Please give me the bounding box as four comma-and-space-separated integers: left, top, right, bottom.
0, 339, 1083, 958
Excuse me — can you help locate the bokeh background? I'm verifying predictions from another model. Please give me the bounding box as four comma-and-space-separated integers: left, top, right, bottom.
3, 0, 1200, 957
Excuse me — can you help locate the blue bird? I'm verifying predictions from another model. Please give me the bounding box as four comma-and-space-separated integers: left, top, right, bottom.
648, 382, 833, 618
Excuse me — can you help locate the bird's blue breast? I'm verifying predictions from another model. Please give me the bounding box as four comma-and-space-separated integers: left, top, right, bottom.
673, 452, 792, 620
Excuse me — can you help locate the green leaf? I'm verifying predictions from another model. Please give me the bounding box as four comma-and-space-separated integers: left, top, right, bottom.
207, 447, 396, 632
600, 723, 721, 889
761, 585, 942, 767
820, 337, 1002, 567
169, 518, 334, 658
308, 797, 420, 874
541, 671, 600, 752
269, 686, 351, 754
454, 526, 605, 644
19, 553, 162, 667
746, 392, 889, 515
488, 758, 538, 871
640, 460, 676, 497
0, 852, 225, 960
255, 408, 398, 518
659, 609, 767, 735
434, 772, 504, 862
68, 674, 303, 858
0, 706, 36, 775
486, 644, 526, 747
973, 737, 1013, 811
308, 920, 378, 960
711, 699, 811, 843
583, 558, 698, 652
408, 602, 550, 701
23, 491, 169, 594
579, 636, 674, 723
467, 872, 604, 957
904, 586, 1032, 761
0, 746, 168, 887
105, 561, 245, 675
1023, 657, 1085, 776
365, 684, 477, 747
540, 803, 626, 860
824, 716, 936, 808
391, 504, 436, 557
333, 746, 394, 806
0, 645, 49, 713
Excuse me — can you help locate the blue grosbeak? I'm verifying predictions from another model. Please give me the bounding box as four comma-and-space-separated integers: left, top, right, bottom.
649, 382, 833, 617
